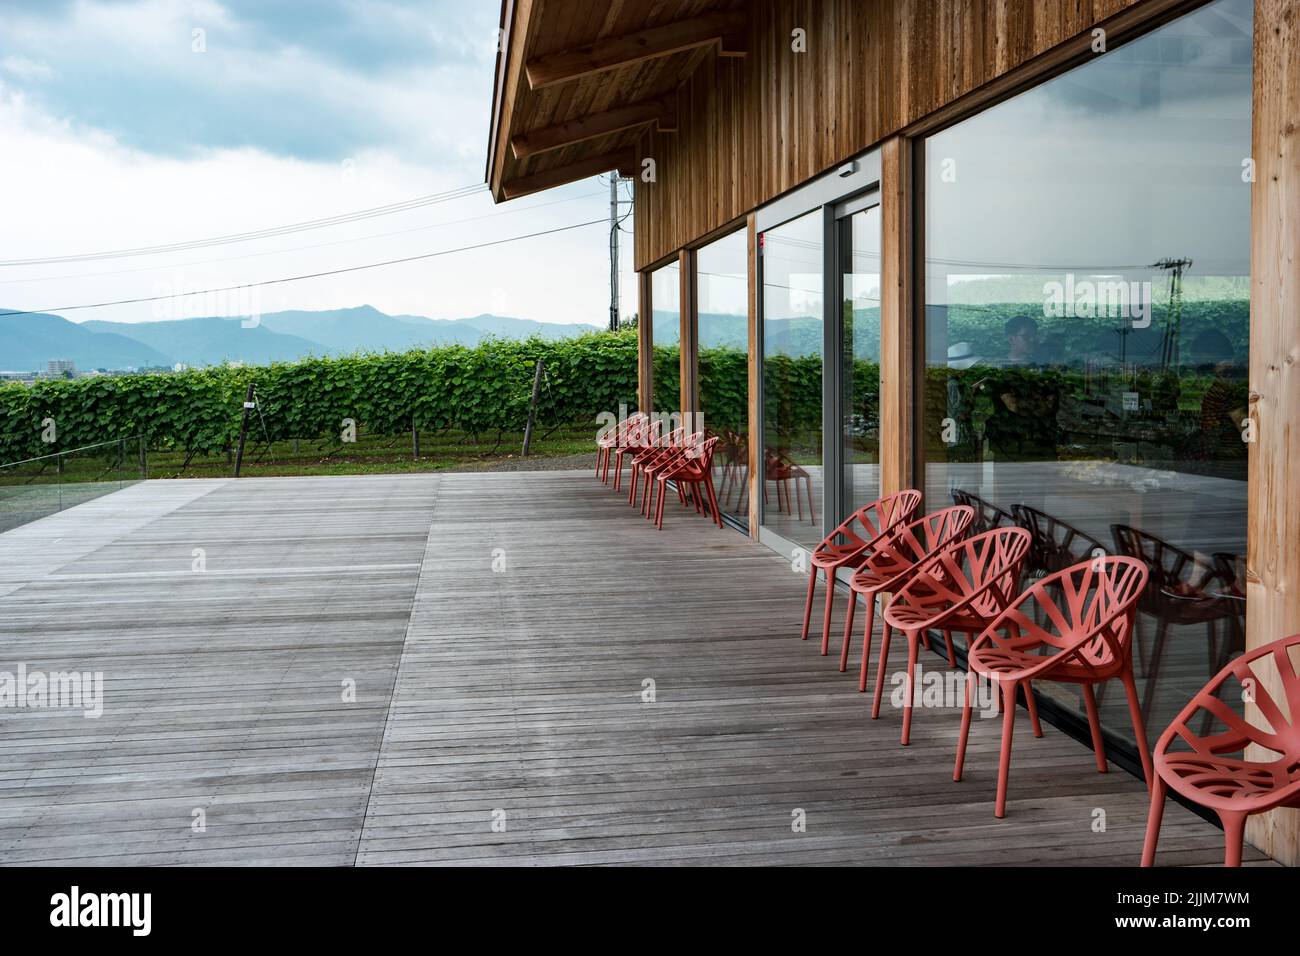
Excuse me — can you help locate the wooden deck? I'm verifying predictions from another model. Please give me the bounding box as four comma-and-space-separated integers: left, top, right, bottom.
0, 472, 1262, 865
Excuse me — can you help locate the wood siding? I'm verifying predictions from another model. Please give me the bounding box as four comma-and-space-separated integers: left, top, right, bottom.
633, 0, 1165, 269
1245, 0, 1300, 868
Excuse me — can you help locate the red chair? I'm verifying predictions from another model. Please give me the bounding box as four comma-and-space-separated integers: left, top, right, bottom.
652, 435, 722, 529
597, 412, 647, 483
611, 416, 660, 492
638, 429, 697, 518
765, 449, 816, 523
840, 505, 975, 691
1142, 633, 1300, 867
628, 426, 682, 510
873, 526, 1031, 745
955, 555, 1151, 818
800, 490, 923, 655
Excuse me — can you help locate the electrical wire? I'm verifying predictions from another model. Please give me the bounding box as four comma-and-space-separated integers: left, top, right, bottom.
0, 218, 606, 318
0, 182, 489, 268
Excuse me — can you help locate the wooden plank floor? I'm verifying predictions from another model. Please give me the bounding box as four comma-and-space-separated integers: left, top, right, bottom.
0, 475, 437, 865
0, 471, 1262, 866
354, 471, 1258, 866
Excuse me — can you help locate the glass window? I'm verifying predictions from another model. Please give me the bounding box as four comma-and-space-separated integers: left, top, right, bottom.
696, 229, 750, 529
761, 209, 823, 548
923, 0, 1252, 748
650, 259, 681, 414
840, 205, 882, 515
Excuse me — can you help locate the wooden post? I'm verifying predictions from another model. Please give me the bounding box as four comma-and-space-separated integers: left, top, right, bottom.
522, 359, 544, 456
412, 423, 420, 459
679, 248, 695, 423
1244, 0, 1300, 867
879, 135, 916, 501
233, 382, 255, 477
747, 213, 760, 538
638, 270, 653, 412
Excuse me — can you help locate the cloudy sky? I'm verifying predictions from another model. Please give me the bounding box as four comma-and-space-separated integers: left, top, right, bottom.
0, 0, 635, 326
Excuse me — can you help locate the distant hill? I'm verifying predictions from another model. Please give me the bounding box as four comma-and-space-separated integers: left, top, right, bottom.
0, 306, 602, 372
0, 310, 173, 371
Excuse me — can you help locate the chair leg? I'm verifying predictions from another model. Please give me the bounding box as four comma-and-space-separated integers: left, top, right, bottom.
901, 631, 920, 746
836, 591, 857, 659
704, 475, 723, 529
1121, 667, 1155, 789
1221, 811, 1247, 867
871, 623, 893, 719
801, 569, 817, 641
804, 476, 815, 524
820, 570, 836, 656
943, 628, 957, 667
793, 480, 802, 519
994, 678, 1018, 818
955, 670, 976, 781
855, 595, 876, 690
1141, 776, 1167, 866
1082, 684, 1107, 772
1024, 681, 1043, 739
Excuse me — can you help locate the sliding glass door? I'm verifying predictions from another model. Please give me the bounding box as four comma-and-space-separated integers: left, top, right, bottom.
756, 162, 882, 554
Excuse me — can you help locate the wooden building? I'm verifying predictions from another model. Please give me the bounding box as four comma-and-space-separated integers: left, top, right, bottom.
488, 0, 1298, 865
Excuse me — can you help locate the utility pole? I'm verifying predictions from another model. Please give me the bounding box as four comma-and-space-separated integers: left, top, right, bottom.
609, 174, 620, 331
1150, 257, 1193, 372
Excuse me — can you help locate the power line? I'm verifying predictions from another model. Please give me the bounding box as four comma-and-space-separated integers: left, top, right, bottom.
0, 182, 489, 268
1, 190, 604, 286
0, 219, 605, 318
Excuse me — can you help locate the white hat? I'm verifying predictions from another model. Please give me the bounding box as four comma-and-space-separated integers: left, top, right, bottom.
947, 342, 980, 370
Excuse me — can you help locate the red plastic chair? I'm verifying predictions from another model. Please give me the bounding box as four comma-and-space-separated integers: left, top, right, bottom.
611, 416, 659, 492
955, 555, 1151, 818
628, 426, 682, 509
1142, 633, 1300, 867
874, 526, 1031, 745
597, 412, 647, 483
653, 435, 722, 529
638, 429, 697, 517
800, 490, 923, 655
841, 505, 975, 691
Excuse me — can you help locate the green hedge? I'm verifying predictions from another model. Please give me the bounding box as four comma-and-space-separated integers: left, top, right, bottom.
0, 330, 641, 463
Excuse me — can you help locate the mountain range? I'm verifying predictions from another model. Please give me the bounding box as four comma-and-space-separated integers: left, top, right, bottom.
0, 306, 601, 372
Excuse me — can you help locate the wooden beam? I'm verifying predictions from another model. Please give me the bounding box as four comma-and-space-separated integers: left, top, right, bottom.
638, 269, 652, 413
525, 12, 747, 90
679, 249, 695, 423
486, 0, 533, 202
511, 95, 676, 160
501, 149, 637, 200
878, 136, 915, 501
747, 213, 760, 539
1245, 0, 1300, 868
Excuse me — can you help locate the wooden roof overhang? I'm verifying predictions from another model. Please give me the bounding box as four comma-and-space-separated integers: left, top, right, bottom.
485, 0, 747, 201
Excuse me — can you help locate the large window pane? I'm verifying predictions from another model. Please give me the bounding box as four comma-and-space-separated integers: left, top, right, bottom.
841, 206, 882, 515
761, 210, 823, 547
923, 0, 1252, 748
697, 229, 750, 528
650, 260, 681, 414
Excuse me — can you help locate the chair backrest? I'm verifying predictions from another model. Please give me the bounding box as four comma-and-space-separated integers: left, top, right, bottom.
990, 555, 1148, 669
869, 505, 975, 578
1014, 503, 1105, 577
899, 526, 1031, 619
951, 488, 1020, 535
830, 489, 924, 551
1158, 633, 1300, 771
1110, 523, 1226, 608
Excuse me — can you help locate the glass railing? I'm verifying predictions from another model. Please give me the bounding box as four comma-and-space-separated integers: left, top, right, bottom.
0, 437, 147, 534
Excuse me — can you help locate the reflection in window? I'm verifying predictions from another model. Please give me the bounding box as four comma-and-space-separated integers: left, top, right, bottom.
650, 260, 681, 414
761, 210, 823, 547
924, 0, 1252, 752
841, 205, 882, 515
696, 229, 750, 528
